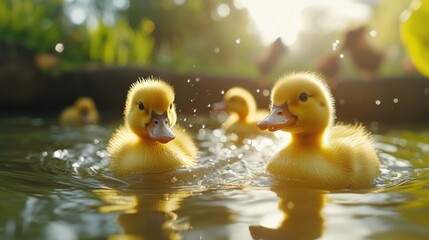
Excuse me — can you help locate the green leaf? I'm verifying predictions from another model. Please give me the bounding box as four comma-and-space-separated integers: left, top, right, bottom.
401, 0, 429, 77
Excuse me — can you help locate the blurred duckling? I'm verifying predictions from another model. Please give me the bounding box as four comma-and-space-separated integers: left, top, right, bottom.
342, 25, 384, 79
107, 78, 197, 177
213, 87, 270, 138
59, 96, 99, 126
257, 72, 380, 189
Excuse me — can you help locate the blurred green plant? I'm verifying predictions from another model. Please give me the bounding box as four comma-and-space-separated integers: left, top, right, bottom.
401, 0, 429, 77
0, 0, 63, 53
88, 19, 154, 66
0, 0, 154, 69
0, 0, 262, 76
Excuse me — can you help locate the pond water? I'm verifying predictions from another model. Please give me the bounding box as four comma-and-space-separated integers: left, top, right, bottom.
1, 115, 429, 240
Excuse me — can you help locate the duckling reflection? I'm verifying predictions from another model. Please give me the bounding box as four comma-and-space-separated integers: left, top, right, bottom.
249, 185, 326, 240
95, 186, 190, 240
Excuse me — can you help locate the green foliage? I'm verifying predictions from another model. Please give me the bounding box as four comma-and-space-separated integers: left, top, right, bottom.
0, 0, 63, 52
88, 19, 154, 66
0, 0, 261, 76
401, 0, 429, 77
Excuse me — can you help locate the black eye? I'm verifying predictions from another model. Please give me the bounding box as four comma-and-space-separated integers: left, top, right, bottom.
298, 92, 309, 102
138, 101, 145, 110
170, 103, 173, 110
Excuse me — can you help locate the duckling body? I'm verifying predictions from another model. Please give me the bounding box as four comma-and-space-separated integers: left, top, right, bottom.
59, 97, 99, 126
107, 79, 197, 177
213, 87, 269, 137
258, 72, 380, 189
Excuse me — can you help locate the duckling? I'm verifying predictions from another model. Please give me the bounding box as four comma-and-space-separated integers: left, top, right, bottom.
213, 87, 269, 137
107, 78, 197, 177
59, 96, 99, 126
257, 72, 380, 189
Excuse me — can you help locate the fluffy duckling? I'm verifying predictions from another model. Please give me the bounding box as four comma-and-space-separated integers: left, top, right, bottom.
107, 78, 197, 177
59, 96, 99, 126
213, 87, 269, 137
257, 72, 380, 189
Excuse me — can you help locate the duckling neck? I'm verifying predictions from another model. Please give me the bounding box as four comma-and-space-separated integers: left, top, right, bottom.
290, 132, 325, 148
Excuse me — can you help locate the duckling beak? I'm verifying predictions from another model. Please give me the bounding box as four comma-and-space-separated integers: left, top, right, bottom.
257, 103, 296, 132
147, 112, 176, 143
212, 101, 226, 111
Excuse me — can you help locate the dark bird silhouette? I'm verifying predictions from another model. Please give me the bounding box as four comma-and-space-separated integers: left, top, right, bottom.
316, 52, 340, 88
257, 38, 288, 86
341, 25, 384, 80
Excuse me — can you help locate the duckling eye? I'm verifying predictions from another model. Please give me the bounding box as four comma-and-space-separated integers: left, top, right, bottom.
138, 101, 145, 111
298, 92, 309, 102
170, 103, 173, 110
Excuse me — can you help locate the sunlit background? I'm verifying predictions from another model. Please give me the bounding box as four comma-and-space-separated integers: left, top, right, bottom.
0, 0, 418, 79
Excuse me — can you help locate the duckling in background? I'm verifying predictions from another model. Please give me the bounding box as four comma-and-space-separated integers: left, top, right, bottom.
213, 87, 270, 138
59, 96, 99, 126
257, 72, 380, 189
107, 78, 197, 177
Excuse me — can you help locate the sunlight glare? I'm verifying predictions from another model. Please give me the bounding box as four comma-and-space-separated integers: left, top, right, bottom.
242, 0, 372, 46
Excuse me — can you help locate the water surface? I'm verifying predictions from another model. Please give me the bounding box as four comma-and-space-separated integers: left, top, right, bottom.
0, 115, 429, 239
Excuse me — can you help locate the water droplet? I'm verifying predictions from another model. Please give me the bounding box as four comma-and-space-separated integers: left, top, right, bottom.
202, 124, 205, 129
55, 43, 64, 53
217, 3, 230, 18
189, 124, 193, 128
93, 139, 99, 144
207, 104, 211, 108
170, 176, 178, 183
195, 77, 200, 82
214, 47, 220, 54
256, 89, 260, 93
393, 98, 399, 103
72, 163, 80, 168
42, 151, 48, 157
187, 79, 191, 83
369, 30, 377, 37
340, 53, 345, 59
339, 98, 346, 105
193, 109, 197, 113
221, 90, 225, 95
235, 38, 241, 44
183, 118, 187, 122
375, 100, 381, 105
262, 89, 270, 97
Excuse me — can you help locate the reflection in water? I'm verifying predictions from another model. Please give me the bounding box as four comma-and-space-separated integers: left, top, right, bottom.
95, 185, 190, 240
250, 186, 326, 240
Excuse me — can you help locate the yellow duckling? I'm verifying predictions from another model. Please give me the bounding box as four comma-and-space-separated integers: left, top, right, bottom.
213, 87, 269, 137
107, 78, 197, 177
59, 96, 99, 126
257, 72, 380, 189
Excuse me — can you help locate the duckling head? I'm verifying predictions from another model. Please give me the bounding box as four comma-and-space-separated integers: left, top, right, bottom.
75, 97, 97, 124
213, 87, 256, 120
124, 78, 177, 143
258, 72, 334, 135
